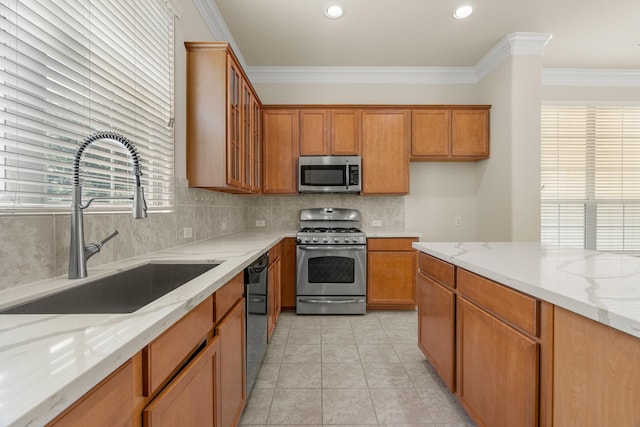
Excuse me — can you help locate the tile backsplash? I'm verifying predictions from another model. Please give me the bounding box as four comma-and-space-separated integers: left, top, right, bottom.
0, 179, 404, 290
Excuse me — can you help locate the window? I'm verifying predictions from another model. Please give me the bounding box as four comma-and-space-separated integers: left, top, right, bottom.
541, 105, 640, 252
0, 0, 174, 212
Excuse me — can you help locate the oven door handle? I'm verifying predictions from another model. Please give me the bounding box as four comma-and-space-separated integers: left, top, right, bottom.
298, 245, 366, 251
298, 298, 366, 304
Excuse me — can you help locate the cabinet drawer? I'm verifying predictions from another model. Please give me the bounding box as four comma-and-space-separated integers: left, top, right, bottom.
418, 252, 455, 289
214, 272, 244, 323
457, 268, 539, 336
143, 297, 213, 396
48, 360, 133, 427
368, 237, 417, 251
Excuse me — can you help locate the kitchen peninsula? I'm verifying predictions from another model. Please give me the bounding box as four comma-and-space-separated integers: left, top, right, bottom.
413, 241, 640, 427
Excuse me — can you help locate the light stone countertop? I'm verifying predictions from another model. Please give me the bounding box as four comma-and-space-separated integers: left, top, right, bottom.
364, 231, 422, 238
0, 230, 294, 427
413, 241, 640, 339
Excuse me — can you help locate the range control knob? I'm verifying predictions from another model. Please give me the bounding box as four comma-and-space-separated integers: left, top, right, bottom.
323, 237, 329, 243
312, 237, 318, 243
344, 237, 350, 243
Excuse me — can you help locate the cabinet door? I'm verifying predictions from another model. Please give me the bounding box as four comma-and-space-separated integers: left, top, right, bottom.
267, 262, 276, 340
367, 251, 416, 309
227, 60, 243, 188
361, 110, 410, 194
299, 109, 329, 155
331, 110, 360, 155
417, 273, 455, 391
451, 109, 489, 158
215, 299, 246, 427
411, 109, 450, 157
457, 298, 538, 427
143, 337, 221, 427
48, 361, 133, 427
250, 97, 262, 192
263, 109, 299, 194
241, 81, 253, 190
280, 237, 298, 311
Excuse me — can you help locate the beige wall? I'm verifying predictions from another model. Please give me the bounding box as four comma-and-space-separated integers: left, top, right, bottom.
542, 85, 640, 102
476, 59, 513, 241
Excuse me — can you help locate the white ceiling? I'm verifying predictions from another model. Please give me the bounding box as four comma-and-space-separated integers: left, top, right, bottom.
212, 0, 640, 70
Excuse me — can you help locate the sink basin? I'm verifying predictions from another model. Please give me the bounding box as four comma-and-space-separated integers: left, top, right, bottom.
0, 262, 219, 314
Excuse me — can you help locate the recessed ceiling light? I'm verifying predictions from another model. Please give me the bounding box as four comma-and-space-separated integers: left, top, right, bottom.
453, 5, 473, 19
325, 4, 344, 19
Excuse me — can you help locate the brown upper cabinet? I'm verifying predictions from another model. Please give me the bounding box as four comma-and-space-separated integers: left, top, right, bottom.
361, 109, 411, 195
262, 108, 299, 194
411, 106, 490, 161
299, 109, 360, 156
185, 42, 261, 193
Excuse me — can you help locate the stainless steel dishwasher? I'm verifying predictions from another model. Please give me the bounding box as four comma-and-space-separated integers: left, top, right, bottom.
245, 253, 269, 397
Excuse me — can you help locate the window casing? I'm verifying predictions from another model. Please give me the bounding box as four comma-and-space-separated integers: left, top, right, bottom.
0, 0, 175, 212
541, 105, 640, 252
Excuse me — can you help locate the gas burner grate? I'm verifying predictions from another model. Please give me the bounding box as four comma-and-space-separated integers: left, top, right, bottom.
299, 227, 362, 233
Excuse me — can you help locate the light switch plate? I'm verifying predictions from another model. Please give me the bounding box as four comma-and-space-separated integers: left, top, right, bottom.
255, 220, 266, 227
183, 227, 193, 238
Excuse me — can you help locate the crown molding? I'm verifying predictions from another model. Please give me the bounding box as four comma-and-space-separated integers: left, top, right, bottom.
475, 32, 553, 81
246, 66, 477, 85
191, 0, 247, 69
542, 68, 640, 87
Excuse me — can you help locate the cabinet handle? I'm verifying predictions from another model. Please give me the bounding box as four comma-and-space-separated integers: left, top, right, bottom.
298, 298, 365, 304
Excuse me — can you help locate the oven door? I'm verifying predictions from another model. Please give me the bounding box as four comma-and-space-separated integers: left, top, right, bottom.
296, 245, 366, 296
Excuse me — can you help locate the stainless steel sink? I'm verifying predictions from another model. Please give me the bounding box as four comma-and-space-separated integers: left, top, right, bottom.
0, 262, 219, 314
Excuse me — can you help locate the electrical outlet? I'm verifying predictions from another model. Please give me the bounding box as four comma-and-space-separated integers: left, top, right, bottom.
221, 222, 228, 231
455, 216, 462, 227
372, 219, 383, 227
255, 219, 266, 227
183, 227, 193, 238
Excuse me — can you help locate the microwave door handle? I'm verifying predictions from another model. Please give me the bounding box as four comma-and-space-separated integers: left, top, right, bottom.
345, 160, 349, 190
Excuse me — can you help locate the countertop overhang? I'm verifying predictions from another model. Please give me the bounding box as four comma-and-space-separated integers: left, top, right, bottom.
413, 241, 640, 340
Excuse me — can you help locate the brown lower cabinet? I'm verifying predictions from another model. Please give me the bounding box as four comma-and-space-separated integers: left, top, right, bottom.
268, 242, 282, 340
457, 298, 538, 427
280, 237, 297, 311
417, 272, 455, 391
367, 238, 417, 309
47, 360, 134, 427
215, 299, 246, 427
142, 337, 221, 427
417, 252, 553, 427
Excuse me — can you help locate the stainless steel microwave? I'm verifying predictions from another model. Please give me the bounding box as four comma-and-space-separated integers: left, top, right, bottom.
298, 156, 361, 193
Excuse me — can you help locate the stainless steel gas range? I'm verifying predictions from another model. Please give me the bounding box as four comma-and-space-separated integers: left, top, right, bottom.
296, 208, 367, 315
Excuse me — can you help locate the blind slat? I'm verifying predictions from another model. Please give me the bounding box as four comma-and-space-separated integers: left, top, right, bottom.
0, 0, 175, 211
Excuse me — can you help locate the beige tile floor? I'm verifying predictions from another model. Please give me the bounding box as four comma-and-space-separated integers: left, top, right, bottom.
239, 310, 476, 426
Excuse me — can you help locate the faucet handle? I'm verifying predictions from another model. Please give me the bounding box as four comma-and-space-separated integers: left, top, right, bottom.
85, 230, 119, 260
100, 230, 119, 246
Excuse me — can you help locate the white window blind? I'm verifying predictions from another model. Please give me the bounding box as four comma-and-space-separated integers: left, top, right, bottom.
541, 105, 640, 252
0, 0, 175, 212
